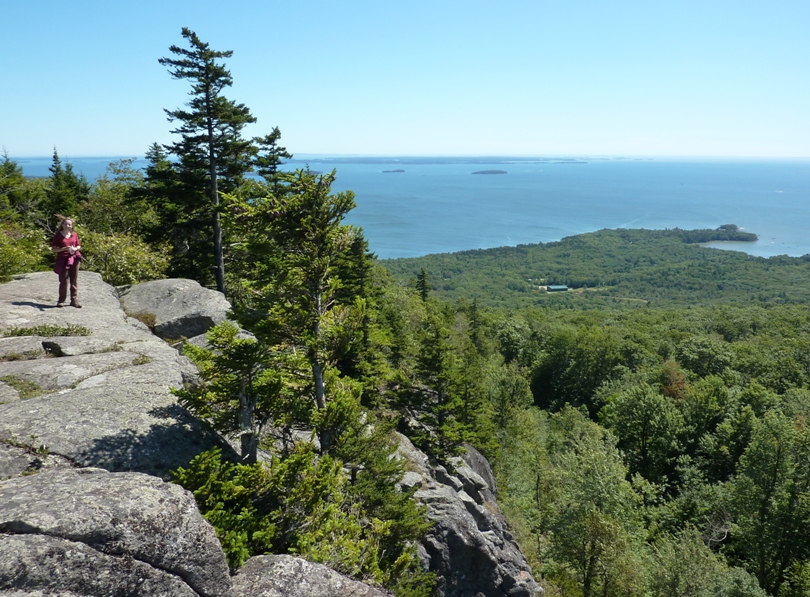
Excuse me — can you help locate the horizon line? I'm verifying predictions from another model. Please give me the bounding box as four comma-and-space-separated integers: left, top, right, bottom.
9, 153, 810, 161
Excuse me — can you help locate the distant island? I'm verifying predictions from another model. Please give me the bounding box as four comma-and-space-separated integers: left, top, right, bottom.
472, 170, 507, 175
382, 169, 405, 173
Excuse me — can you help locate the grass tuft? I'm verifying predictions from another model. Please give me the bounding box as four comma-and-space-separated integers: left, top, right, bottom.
3, 324, 90, 337
0, 375, 46, 399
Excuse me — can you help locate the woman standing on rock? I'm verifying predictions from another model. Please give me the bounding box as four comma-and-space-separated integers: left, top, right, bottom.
51, 217, 83, 308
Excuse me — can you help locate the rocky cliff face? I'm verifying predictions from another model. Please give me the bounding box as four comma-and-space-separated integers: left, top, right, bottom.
0, 272, 540, 597
397, 437, 541, 597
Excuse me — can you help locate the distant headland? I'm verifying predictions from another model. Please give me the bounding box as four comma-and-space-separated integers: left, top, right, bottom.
472, 170, 507, 175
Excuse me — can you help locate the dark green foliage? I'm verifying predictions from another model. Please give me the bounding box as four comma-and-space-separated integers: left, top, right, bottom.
383, 228, 810, 310
174, 444, 433, 594
173, 445, 382, 577
415, 267, 430, 302
600, 384, 683, 484
159, 28, 258, 292
254, 127, 292, 193
228, 169, 371, 452
0, 152, 26, 220
175, 322, 290, 464
474, 298, 810, 595
726, 410, 810, 595
44, 149, 90, 227
79, 159, 159, 237
529, 323, 624, 415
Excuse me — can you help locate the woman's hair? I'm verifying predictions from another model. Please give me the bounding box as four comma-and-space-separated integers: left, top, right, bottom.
56, 216, 75, 230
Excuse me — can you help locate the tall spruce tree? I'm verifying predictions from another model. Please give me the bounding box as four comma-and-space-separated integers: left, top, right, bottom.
159, 28, 257, 293
45, 149, 90, 228
229, 168, 371, 454
254, 127, 292, 195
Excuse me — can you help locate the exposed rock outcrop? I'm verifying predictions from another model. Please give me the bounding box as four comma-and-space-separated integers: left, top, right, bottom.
0, 272, 233, 479
397, 435, 542, 597
118, 278, 231, 340
0, 468, 232, 597
0, 272, 541, 597
233, 555, 390, 597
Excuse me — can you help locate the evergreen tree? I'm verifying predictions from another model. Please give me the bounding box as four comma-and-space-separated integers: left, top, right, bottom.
0, 152, 21, 215
159, 28, 257, 293
140, 143, 180, 240
409, 309, 469, 462
175, 322, 294, 464
254, 127, 292, 194
416, 267, 430, 302
230, 168, 371, 453
45, 149, 89, 228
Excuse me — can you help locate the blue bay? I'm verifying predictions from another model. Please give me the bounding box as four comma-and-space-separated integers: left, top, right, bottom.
13, 156, 810, 260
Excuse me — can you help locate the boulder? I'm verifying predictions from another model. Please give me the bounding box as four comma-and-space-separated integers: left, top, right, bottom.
0, 468, 232, 597
395, 434, 542, 597
0, 272, 232, 479
232, 555, 390, 597
0, 535, 198, 597
118, 278, 230, 340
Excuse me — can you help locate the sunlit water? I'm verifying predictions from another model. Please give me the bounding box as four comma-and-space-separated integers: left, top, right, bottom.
15, 156, 810, 260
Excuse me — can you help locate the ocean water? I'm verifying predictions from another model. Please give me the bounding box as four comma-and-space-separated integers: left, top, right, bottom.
14, 156, 810, 260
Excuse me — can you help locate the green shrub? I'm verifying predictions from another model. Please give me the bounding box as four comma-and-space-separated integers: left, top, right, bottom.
173, 445, 385, 578
80, 229, 169, 286
0, 223, 47, 280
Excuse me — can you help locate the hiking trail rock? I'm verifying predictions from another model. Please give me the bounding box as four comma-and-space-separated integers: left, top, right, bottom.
0, 272, 232, 479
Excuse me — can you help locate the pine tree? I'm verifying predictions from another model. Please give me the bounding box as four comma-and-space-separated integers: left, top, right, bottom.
416, 267, 430, 302
254, 127, 292, 194
159, 28, 257, 293
230, 168, 371, 453
411, 309, 469, 462
45, 149, 89, 227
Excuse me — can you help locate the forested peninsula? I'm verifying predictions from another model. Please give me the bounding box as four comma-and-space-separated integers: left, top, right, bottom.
3, 26, 810, 597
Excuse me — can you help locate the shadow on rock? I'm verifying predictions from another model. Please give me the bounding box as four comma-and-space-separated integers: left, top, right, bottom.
79, 404, 237, 479
11, 300, 59, 311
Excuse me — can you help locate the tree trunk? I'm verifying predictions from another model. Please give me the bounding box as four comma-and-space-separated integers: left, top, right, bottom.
238, 378, 257, 464
205, 71, 226, 295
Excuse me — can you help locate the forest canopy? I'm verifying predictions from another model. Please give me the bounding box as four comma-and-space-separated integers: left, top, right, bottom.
383, 227, 808, 310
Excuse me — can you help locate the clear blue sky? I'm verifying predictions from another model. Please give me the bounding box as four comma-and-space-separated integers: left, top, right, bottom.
3, 0, 808, 158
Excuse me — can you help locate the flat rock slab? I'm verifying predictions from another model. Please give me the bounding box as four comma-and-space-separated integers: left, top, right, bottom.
0, 381, 18, 404
119, 278, 230, 340
0, 272, 231, 479
1, 272, 127, 334
0, 442, 73, 480
0, 336, 46, 360
0, 351, 143, 391
0, 468, 233, 597
233, 555, 390, 597
0, 381, 225, 477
